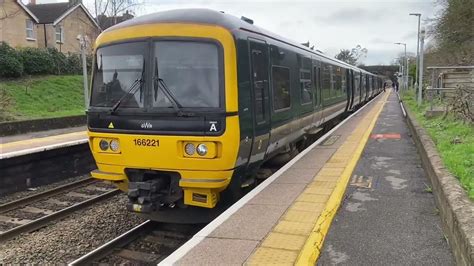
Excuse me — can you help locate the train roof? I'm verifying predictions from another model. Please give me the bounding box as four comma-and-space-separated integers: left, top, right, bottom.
107, 8, 377, 76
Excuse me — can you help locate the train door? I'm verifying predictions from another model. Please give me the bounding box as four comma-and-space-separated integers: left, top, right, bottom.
312, 60, 323, 128
346, 69, 353, 111
248, 39, 271, 166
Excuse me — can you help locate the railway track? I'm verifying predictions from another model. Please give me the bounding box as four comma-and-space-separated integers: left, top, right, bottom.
0, 177, 119, 242
69, 221, 200, 265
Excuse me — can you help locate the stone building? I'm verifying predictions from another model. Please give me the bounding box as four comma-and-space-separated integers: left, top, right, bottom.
0, 0, 101, 53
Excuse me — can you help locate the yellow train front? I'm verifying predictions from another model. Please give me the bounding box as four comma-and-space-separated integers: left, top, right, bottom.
87, 9, 383, 223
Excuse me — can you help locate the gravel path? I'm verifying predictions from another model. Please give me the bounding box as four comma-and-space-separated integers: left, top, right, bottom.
0, 194, 145, 264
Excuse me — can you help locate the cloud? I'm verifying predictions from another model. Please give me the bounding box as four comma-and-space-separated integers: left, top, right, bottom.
75, 0, 438, 65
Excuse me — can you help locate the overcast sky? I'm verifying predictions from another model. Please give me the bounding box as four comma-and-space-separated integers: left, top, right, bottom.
37, 0, 440, 65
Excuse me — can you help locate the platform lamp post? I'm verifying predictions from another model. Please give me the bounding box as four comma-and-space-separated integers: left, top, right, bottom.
78, 34, 89, 109
409, 13, 421, 96
418, 28, 425, 105
395, 42, 407, 90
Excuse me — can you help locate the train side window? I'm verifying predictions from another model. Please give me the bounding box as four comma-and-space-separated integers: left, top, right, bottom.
251, 48, 268, 123
313, 66, 320, 105
341, 69, 347, 94
272, 66, 291, 110
334, 66, 342, 96
321, 63, 331, 99
300, 69, 312, 104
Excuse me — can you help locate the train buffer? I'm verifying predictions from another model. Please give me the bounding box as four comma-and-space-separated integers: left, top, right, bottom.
0, 126, 87, 160
161, 90, 454, 265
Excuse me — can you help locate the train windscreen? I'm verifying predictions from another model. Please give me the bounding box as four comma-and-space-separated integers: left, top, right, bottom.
90, 40, 221, 111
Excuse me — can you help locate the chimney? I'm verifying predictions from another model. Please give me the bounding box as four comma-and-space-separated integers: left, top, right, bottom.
68, 0, 82, 6
29, 0, 36, 5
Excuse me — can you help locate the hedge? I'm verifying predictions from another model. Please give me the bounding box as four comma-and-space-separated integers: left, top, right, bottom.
0, 42, 92, 78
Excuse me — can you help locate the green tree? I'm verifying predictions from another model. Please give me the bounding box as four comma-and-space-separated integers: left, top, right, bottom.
335, 49, 357, 65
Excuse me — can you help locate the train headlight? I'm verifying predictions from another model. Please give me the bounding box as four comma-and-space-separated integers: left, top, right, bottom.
196, 144, 208, 156
110, 139, 120, 151
185, 143, 195, 155
99, 139, 109, 151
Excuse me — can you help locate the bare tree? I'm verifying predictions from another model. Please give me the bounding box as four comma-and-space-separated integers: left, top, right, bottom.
86, 0, 142, 29
108, 0, 142, 24
351, 45, 368, 64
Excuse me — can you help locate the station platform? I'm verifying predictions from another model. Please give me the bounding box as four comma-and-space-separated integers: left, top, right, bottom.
161, 90, 453, 265
0, 126, 87, 159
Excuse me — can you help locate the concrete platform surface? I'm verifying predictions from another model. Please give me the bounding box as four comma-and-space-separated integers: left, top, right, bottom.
161, 91, 448, 265
0, 126, 87, 159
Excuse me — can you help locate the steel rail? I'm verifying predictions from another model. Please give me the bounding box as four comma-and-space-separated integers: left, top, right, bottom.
0, 189, 120, 243
0, 178, 96, 213
68, 220, 153, 265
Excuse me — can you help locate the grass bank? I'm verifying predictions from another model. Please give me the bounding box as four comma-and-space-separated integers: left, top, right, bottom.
0, 75, 85, 121
402, 91, 474, 199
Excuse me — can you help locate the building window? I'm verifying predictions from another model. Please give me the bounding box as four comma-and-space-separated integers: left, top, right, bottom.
26, 19, 35, 40
56, 26, 65, 43
272, 66, 291, 110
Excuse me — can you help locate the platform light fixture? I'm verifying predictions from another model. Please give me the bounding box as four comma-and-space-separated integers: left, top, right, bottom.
409, 13, 422, 95
394, 42, 407, 90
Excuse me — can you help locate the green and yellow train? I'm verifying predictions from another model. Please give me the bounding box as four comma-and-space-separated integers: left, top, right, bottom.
87, 9, 383, 222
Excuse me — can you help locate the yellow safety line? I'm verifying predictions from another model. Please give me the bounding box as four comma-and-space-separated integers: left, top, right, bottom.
0, 131, 87, 150
296, 92, 389, 265
247, 92, 390, 265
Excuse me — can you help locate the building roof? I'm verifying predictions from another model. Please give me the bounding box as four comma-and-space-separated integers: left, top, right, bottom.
24, 2, 100, 30
26, 2, 71, 24
15, 0, 39, 23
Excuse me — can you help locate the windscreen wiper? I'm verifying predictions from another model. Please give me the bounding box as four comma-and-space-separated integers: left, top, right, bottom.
110, 78, 143, 114
110, 61, 146, 115
153, 58, 194, 117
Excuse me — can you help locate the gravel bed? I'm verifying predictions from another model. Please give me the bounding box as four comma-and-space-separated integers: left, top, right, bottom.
0, 195, 145, 264
0, 175, 90, 204
29, 200, 69, 212
73, 187, 106, 196
53, 194, 90, 204
0, 222, 16, 232
5, 209, 45, 220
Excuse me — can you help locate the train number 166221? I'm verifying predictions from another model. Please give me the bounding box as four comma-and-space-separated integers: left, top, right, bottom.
133, 139, 160, 147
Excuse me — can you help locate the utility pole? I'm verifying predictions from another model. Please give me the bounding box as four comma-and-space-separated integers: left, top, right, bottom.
78, 35, 89, 109
418, 28, 425, 105
410, 13, 421, 95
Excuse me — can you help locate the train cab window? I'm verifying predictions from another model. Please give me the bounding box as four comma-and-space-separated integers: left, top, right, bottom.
152, 41, 220, 108
272, 66, 291, 110
300, 69, 312, 104
91, 42, 147, 108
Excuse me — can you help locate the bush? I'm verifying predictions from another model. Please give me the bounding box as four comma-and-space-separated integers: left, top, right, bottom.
19, 47, 55, 75
0, 42, 23, 78
65, 53, 82, 74
0, 42, 89, 78
48, 48, 68, 75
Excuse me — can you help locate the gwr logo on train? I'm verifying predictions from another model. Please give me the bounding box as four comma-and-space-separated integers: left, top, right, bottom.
85, 9, 384, 223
